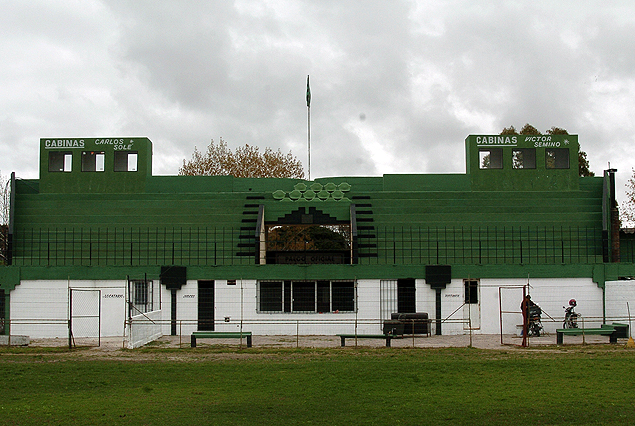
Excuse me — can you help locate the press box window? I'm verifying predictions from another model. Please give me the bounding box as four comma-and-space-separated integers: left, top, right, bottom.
48, 151, 72, 172
512, 148, 536, 169
81, 151, 105, 172
479, 148, 503, 169
546, 148, 569, 169
114, 151, 138, 172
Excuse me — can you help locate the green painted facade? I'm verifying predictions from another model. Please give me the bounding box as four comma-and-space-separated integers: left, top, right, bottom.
1, 134, 632, 299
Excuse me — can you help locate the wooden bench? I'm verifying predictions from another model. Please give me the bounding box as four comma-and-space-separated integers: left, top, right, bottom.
337, 334, 402, 347
556, 325, 617, 345
191, 331, 252, 348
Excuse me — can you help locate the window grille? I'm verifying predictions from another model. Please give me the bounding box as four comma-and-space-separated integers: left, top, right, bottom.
128, 279, 154, 316
258, 280, 355, 313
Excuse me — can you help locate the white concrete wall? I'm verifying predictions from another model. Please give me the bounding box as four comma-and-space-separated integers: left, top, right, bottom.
407, 277, 602, 335
605, 280, 635, 324
10, 280, 127, 338
10, 280, 69, 338
10, 276, 623, 340
474, 277, 603, 335
126, 310, 163, 348
150, 277, 612, 337
214, 279, 368, 335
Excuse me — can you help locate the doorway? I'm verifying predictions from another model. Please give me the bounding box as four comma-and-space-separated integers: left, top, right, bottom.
198, 280, 215, 331
397, 278, 416, 313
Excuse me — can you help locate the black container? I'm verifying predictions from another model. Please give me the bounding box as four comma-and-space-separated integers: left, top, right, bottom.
390, 312, 430, 335
382, 320, 405, 336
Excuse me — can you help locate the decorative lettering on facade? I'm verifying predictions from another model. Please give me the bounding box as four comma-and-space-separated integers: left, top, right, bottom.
44, 139, 85, 149
475, 136, 518, 146
95, 139, 135, 151
43, 138, 137, 151
103, 294, 124, 298
275, 252, 345, 264
473, 135, 573, 149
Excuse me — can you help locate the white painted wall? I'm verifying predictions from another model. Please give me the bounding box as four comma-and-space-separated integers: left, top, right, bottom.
127, 310, 162, 348
10, 280, 69, 338
9, 276, 619, 341
475, 277, 603, 335
10, 280, 127, 338
605, 280, 635, 324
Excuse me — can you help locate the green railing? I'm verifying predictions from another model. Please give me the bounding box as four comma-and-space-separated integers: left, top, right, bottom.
10, 225, 605, 267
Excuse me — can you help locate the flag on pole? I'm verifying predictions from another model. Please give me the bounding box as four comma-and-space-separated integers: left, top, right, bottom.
306, 75, 311, 107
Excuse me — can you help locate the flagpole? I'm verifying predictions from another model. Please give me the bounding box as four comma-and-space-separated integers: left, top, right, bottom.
308, 105, 311, 181
306, 75, 311, 181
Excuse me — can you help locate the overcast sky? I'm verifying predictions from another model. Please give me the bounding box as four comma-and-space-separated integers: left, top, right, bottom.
2, 1, 635, 205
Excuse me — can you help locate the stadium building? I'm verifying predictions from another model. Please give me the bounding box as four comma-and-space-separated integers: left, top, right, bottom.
1, 134, 634, 346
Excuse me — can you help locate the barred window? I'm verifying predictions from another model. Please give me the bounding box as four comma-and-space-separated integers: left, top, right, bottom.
258, 280, 355, 313
259, 281, 283, 311
129, 279, 154, 315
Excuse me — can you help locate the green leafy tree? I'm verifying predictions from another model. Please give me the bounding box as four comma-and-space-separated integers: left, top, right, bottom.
499, 125, 594, 176
179, 138, 304, 179
500, 126, 518, 135
519, 123, 541, 135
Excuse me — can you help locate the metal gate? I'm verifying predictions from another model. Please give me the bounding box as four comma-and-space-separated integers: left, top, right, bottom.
69, 288, 101, 348
380, 280, 398, 323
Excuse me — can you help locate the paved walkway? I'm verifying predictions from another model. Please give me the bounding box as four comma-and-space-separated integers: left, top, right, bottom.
23, 332, 628, 351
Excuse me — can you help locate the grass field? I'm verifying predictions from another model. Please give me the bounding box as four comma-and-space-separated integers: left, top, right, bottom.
1, 345, 634, 425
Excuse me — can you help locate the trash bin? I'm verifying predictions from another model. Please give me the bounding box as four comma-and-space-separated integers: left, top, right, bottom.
391, 312, 430, 335
383, 320, 404, 336
612, 323, 629, 339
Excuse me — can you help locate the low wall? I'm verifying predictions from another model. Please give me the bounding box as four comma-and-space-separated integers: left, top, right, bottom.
126, 310, 163, 349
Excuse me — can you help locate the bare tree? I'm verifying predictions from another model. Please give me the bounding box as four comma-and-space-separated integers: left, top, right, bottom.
179, 138, 304, 179
622, 170, 635, 226
0, 171, 10, 265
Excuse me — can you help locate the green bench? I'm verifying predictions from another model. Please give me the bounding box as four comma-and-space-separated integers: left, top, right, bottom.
556, 324, 618, 345
337, 334, 402, 347
191, 331, 252, 348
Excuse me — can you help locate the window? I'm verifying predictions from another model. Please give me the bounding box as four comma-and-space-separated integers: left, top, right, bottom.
258, 280, 355, 313
464, 279, 478, 304
479, 148, 503, 169
129, 280, 153, 315
512, 149, 536, 169
81, 151, 105, 172
546, 148, 569, 169
48, 151, 72, 172
114, 151, 138, 172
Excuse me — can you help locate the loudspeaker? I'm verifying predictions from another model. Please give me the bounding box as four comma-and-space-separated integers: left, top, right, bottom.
425, 265, 451, 289
160, 266, 186, 290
